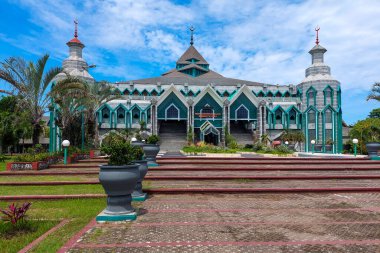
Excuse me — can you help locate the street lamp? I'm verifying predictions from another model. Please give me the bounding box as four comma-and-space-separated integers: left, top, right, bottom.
285, 141, 289, 146
62, 140, 70, 165
311, 139, 316, 154
131, 137, 137, 142
353, 138, 359, 157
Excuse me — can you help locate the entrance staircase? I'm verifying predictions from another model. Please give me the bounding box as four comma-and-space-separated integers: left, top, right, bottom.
159, 121, 187, 152
230, 121, 253, 146
3, 156, 380, 197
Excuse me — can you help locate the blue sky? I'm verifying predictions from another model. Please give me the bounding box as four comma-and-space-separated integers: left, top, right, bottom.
0, 0, 379, 124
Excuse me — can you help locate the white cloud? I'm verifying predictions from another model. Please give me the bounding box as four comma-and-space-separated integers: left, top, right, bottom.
2, 0, 379, 125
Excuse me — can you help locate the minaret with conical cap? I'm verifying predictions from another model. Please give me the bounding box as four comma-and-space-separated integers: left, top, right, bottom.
58, 20, 94, 82
298, 27, 342, 153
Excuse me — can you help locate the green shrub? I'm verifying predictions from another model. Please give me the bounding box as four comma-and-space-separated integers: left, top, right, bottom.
131, 146, 145, 161
101, 141, 135, 166
102, 132, 126, 146
244, 144, 253, 149
252, 142, 265, 152
147, 135, 160, 144
274, 145, 293, 154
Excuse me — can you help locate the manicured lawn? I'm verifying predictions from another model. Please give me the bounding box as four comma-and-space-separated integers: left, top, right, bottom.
0, 220, 58, 253
0, 181, 152, 195
0, 155, 14, 171
0, 175, 98, 183
0, 185, 104, 195
0, 198, 107, 252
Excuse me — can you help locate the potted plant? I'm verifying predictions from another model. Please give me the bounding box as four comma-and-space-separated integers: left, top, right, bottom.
97, 141, 139, 221
143, 135, 160, 166
325, 139, 334, 152
314, 141, 323, 152
366, 126, 380, 158
131, 145, 149, 201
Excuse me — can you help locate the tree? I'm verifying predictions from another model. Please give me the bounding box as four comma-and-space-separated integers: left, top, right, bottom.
369, 108, 380, 118
0, 96, 32, 153
51, 80, 119, 148
350, 118, 380, 154
0, 55, 62, 145
367, 82, 380, 102
50, 76, 89, 146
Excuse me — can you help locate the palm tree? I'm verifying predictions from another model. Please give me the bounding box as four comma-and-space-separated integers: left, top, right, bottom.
50, 76, 89, 144
367, 82, 380, 101
85, 81, 120, 147
51, 80, 119, 148
0, 55, 62, 145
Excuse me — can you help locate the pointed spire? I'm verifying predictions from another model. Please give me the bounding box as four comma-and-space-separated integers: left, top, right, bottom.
67, 19, 83, 46
315, 26, 320, 45
190, 26, 195, 46
74, 19, 78, 38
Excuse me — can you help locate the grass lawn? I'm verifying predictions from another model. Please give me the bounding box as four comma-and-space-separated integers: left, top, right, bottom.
0, 198, 107, 252
0, 220, 59, 253
0, 181, 152, 196
0, 155, 15, 172
0, 175, 98, 183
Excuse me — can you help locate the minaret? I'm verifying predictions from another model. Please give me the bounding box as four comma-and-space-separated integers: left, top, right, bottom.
58, 20, 94, 82
297, 27, 342, 153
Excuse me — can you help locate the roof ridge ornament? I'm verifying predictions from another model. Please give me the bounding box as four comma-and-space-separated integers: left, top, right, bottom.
74, 19, 78, 38
315, 26, 320, 45
190, 26, 195, 45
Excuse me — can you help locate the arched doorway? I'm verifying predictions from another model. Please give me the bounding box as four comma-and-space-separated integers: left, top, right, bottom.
200, 121, 220, 145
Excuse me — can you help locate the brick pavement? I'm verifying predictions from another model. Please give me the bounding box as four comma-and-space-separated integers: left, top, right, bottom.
63, 193, 380, 253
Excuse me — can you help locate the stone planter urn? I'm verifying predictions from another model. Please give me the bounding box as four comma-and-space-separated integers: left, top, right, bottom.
325, 145, 333, 152
132, 160, 149, 201
366, 142, 380, 158
131, 141, 145, 148
97, 164, 139, 221
314, 144, 323, 152
143, 144, 160, 166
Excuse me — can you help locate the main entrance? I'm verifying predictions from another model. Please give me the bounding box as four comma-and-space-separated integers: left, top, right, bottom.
199, 121, 220, 145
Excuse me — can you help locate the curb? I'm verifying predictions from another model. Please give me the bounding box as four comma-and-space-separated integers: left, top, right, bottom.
4, 187, 380, 200
4, 174, 380, 185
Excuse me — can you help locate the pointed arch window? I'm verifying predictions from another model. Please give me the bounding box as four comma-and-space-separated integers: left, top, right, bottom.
257, 91, 264, 97
201, 105, 214, 118
151, 90, 158, 96
132, 107, 140, 124
117, 108, 125, 124
289, 109, 297, 124
102, 108, 110, 123
275, 91, 282, 98
307, 88, 316, 107
325, 109, 332, 123
123, 90, 130, 95
308, 110, 316, 124
142, 90, 148, 96
324, 86, 333, 105
274, 108, 283, 124
165, 104, 179, 120
236, 105, 249, 120
267, 91, 274, 98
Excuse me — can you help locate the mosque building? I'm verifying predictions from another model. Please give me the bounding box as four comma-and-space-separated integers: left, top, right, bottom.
51, 24, 343, 153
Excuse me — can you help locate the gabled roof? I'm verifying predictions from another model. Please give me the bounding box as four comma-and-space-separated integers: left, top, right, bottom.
176, 45, 208, 65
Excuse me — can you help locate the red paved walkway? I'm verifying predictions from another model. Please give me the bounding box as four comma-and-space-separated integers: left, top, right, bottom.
61, 193, 380, 253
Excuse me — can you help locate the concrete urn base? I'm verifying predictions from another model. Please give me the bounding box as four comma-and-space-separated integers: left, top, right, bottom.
143, 144, 160, 166
366, 142, 380, 159
98, 164, 139, 220
132, 160, 149, 201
